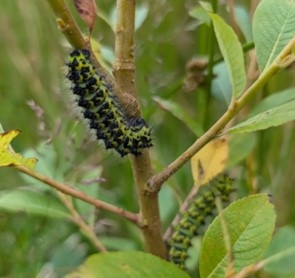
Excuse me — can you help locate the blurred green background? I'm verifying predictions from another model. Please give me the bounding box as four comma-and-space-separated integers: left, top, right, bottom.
1, 0, 295, 277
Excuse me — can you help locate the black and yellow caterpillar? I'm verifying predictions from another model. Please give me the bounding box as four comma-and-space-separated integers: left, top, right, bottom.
66, 49, 152, 157
167, 174, 234, 270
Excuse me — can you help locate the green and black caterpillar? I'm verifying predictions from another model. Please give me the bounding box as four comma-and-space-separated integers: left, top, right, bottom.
66, 49, 152, 157
166, 174, 234, 270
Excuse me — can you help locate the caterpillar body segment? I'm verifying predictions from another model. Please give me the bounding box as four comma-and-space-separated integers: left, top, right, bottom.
66, 49, 152, 157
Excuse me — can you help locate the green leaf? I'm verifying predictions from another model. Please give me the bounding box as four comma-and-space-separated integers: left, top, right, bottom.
228, 99, 295, 134
249, 87, 295, 117
74, 166, 103, 225
153, 97, 204, 136
21, 143, 63, 189
135, 4, 149, 30
199, 194, 275, 278
0, 188, 69, 218
189, 5, 211, 25
199, 1, 213, 13
234, 5, 252, 42
253, 0, 295, 72
211, 62, 232, 105
262, 226, 295, 275
99, 237, 138, 251
210, 13, 246, 98
66, 251, 189, 278
227, 133, 256, 167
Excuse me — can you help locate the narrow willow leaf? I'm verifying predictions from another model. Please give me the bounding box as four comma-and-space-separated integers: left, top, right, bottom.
135, 4, 149, 30
228, 99, 295, 134
253, 0, 295, 71
154, 97, 204, 136
210, 13, 246, 98
0, 189, 69, 218
199, 194, 275, 278
99, 237, 137, 251
199, 1, 213, 13
262, 226, 295, 275
189, 5, 211, 25
212, 61, 232, 105
227, 133, 256, 167
66, 251, 189, 278
249, 87, 295, 117
234, 5, 252, 42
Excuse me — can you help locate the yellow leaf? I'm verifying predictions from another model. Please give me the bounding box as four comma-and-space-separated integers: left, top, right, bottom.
191, 137, 228, 187
0, 130, 37, 169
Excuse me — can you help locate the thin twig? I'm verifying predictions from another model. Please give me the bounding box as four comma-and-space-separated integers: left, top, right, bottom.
15, 165, 138, 223
47, 0, 85, 48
